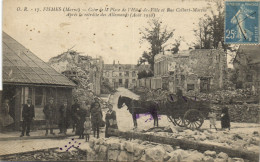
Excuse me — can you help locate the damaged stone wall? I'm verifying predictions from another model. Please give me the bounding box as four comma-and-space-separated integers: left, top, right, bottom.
48, 50, 104, 103
153, 44, 227, 94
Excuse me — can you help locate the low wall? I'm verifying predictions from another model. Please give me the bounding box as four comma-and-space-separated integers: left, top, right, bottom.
104, 129, 258, 161
81, 132, 255, 162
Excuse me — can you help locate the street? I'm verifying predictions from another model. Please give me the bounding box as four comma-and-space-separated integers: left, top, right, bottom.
0, 87, 259, 157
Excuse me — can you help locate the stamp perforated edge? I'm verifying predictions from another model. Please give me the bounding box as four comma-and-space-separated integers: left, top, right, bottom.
224, 0, 260, 45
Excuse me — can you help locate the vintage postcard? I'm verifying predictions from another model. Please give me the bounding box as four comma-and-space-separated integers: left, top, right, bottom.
0, 0, 259, 161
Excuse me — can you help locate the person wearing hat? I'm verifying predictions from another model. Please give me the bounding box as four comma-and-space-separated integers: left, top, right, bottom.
71, 98, 80, 133
43, 97, 56, 136
58, 100, 70, 135
20, 98, 35, 137
90, 101, 103, 138
91, 97, 100, 109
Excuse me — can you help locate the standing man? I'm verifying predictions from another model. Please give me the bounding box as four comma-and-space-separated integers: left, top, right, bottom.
20, 98, 35, 137
71, 98, 80, 133
90, 102, 103, 138
43, 97, 56, 136
58, 100, 70, 135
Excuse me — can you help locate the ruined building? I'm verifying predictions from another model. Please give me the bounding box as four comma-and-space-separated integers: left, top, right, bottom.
233, 45, 260, 95
153, 43, 227, 94
48, 51, 103, 96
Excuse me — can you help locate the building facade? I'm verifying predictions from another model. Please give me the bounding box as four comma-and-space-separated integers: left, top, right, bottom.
233, 45, 260, 95
2, 32, 76, 129
153, 43, 227, 94
103, 62, 150, 89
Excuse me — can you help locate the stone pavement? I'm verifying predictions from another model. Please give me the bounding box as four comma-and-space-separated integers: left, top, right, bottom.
0, 128, 105, 156
0, 128, 76, 141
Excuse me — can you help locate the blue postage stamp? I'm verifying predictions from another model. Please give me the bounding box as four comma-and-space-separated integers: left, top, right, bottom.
225, 1, 259, 44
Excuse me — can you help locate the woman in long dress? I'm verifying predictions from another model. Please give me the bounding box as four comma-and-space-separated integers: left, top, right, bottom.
0, 99, 14, 130
105, 104, 118, 138
221, 107, 230, 130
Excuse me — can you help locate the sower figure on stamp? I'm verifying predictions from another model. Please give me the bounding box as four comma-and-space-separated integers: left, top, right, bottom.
20, 98, 35, 137
71, 98, 80, 133
43, 97, 56, 136
58, 100, 70, 135
231, 4, 255, 42
90, 101, 103, 138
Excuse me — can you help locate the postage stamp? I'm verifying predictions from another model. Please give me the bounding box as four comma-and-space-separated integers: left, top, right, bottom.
225, 1, 259, 44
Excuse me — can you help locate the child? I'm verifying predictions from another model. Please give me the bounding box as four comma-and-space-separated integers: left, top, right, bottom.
84, 117, 92, 142
208, 109, 217, 130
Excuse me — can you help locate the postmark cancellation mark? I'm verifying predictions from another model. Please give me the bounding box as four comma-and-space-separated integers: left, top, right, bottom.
225, 1, 259, 44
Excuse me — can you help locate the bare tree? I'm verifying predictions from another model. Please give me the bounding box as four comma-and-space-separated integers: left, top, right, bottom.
194, 16, 213, 49
138, 19, 175, 72
193, 2, 234, 51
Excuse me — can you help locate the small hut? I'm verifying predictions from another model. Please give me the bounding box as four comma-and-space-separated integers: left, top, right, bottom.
2, 32, 76, 129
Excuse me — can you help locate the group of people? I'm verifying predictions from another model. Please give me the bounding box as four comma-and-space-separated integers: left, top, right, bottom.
208, 107, 231, 131
19, 97, 118, 141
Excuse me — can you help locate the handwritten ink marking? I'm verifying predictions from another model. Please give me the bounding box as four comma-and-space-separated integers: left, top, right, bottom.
136, 113, 161, 122
59, 138, 81, 151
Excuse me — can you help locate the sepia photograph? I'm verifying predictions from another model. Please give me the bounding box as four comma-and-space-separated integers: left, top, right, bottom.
0, 0, 259, 161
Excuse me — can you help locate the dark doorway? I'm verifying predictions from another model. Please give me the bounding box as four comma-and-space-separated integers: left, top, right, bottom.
2, 85, 16, 119
200, 78, 210, 92
119, 79, 123, 87
114, 82, 119, 89
125, 79, 129, 88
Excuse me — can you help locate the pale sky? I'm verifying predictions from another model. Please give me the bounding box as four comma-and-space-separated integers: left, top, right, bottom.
3, 0, 215, 64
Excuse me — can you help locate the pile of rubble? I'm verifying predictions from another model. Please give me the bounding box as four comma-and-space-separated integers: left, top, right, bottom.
132, 87, 170, 101
133, 86, 258, 104
186, 89, 258, 104
144, 128, 260, 155
48, 49, 114, 106
133, 87, 259, 123
81, 137, 249, 162
227, 104, 259, 123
